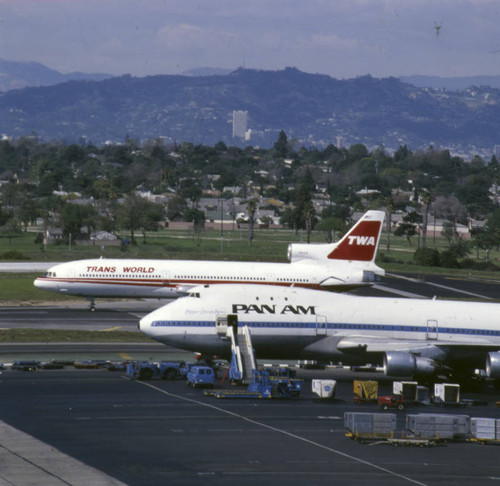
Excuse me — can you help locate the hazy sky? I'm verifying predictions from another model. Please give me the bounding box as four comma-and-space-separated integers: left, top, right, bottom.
1, 0, 499, 79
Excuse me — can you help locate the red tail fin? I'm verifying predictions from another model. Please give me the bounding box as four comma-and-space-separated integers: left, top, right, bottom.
328, 211, 384, 262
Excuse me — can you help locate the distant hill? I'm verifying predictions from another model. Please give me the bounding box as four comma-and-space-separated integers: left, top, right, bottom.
400, 75, 500, 91
0, 59, 111, 92
1, 67, 500, 152
182, 67, 233, 77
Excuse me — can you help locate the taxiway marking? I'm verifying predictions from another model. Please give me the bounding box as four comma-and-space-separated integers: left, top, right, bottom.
131, 378, 428, 486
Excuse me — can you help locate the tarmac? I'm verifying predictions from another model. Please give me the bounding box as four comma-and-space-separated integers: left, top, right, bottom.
0, 421, 127, 486
1, 365, 499, 486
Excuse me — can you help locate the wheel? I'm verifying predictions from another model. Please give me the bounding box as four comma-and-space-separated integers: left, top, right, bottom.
397, 403, 406, 411
140, 368, 153, 381
382, 404, 389, 411
163, 369, 176, 380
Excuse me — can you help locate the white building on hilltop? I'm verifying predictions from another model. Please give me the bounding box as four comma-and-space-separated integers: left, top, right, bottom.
232, 110, 248, 139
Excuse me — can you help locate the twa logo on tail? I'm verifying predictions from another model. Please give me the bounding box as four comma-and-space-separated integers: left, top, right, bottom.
348, 236, 376, 246
328, 211, 385, 262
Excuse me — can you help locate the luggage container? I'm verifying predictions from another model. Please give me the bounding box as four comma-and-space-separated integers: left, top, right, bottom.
433, 383, 460, 406
471, 418, 500, 441
407, 413, 470, 440
416, 386, 430, 405
353, 380, 378, 403
312, 379, 336, 401
393, 381, 418, 402
344, 412, 396, 438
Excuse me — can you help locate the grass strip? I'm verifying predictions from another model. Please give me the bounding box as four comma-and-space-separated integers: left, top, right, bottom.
0, 329, 155, 343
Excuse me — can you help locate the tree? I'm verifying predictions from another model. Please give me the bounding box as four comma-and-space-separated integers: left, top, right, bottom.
0, 217, 22, 244
484, 208, 500, 251
394, 211, 422, 247
291, 169, 316, 234
385, 198, 393, 252
246, 199, 257, 246
420, 189, 432, 248
117, 193, 164, 243
183, 207, 205, 225
432, 195, 467, 225
59, 203, 98, 240
167, 195, 188, 222
16, 196, 39, 231
441, 221, 457, 244
315, 216, 346, 243
273, 130, 289, 158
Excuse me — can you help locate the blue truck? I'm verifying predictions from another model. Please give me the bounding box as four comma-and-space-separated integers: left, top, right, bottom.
186, 366, 215, 388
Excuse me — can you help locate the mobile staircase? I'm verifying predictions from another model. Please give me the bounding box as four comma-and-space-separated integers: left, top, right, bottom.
209, 314, 303, 399
216, 314, 256, 384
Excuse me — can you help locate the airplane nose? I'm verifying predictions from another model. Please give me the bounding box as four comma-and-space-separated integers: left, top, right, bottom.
138, 315, 150, 334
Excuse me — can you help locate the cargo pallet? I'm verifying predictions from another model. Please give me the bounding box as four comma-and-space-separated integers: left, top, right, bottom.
345, 431, 443, 447
469, 438, 500, 445
204, 389, 265, 399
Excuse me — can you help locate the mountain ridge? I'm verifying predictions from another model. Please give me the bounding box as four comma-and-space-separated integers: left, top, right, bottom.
0, 58, 111, 92
1, 67, 499, 153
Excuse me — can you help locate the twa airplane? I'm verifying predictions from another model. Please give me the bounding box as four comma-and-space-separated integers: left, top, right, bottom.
139, 284, 500, 382
34, 210, 385, 310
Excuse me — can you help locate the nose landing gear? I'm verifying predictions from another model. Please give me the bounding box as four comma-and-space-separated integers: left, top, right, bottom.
87, 298, 96, 312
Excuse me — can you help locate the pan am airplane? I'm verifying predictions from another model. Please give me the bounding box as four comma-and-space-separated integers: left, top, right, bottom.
139, 284, 500, 383
34, 210, 385, 310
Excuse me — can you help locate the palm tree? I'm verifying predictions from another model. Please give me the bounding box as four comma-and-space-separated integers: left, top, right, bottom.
247, 199, 257, 246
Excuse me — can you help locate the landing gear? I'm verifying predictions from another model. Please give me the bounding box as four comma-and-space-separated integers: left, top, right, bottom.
87, 298, 96, 312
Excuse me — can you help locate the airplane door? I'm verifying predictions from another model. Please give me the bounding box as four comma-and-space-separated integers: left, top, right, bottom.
316, 315, 328, 336
162, 271, 170, 287
426, 319, 438, 340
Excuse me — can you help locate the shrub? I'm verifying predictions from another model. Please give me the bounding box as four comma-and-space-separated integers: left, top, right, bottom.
1, 250, 28, 260
460, 258, 500, 272
440, 249, 460, 268
414, 248, 440, 267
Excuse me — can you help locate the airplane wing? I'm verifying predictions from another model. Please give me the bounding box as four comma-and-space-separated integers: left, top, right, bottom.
336, 335, 497, 354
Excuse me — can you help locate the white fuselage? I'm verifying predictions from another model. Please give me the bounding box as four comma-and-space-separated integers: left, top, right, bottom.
33, 257, 383, 298
139, 284, 500, 374
33, 210, 387, 301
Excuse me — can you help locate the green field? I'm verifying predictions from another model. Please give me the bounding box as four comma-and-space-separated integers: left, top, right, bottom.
0, 328, 152, 343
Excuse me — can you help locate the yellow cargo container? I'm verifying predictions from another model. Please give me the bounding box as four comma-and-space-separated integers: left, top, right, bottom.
353, 380, 378, 403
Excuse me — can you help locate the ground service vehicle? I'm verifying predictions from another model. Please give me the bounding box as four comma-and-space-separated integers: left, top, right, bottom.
378, 394, 407, 411
187, 366, 215, 388
126, 361, 194, 381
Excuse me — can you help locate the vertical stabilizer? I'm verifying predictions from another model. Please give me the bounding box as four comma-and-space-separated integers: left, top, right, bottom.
327, 210, 385, 262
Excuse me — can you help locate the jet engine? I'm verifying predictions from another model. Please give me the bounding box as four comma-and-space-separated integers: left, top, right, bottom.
383, 351, 438, 377
486, 352, 500, 379
287, 243, 328, 263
